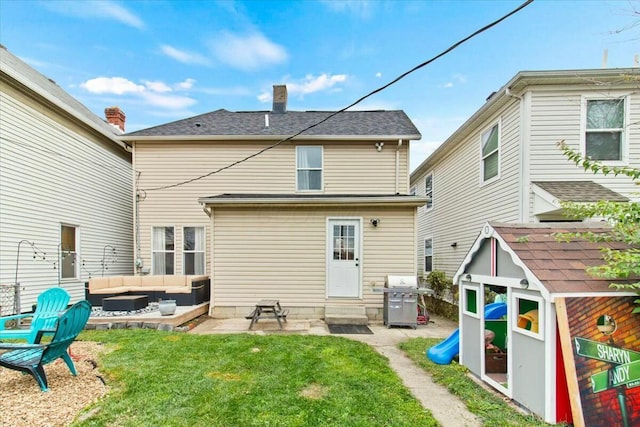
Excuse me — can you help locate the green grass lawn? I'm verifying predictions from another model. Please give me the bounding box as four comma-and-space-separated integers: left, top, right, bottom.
74, 330, 438, 427
399, 338, 562, 427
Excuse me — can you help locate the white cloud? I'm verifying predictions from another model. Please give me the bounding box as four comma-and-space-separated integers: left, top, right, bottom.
175, 78, 196, 90
81, 77, 145, 95
376, 72, 382, 78
160, 45, 211, 65
143, 80, 172, 93
257, 92, 271, 103
286, 74, 348, 97
44, 0, 144, 29
140, 92, 196, 109
209, 31, 288, 71
443, 82, 454, 88
442, 73, 467, 88
80, 76, 196, 109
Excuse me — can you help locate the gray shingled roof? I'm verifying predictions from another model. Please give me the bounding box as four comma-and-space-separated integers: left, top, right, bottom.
532, 181, 629, 203
124, 109, 421, 138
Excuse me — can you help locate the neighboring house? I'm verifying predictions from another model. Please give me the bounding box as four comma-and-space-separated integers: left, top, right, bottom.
411, 68, 640, 281
453, 222, 639, 425
0, 46, 134, 312
121, 85, 426, 320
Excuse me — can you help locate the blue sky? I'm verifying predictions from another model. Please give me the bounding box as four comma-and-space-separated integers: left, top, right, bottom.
1, 0, 638, 171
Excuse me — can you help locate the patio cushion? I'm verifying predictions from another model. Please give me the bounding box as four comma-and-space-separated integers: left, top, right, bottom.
89, 277, 110, 290
108, 276, 124, 288
163, 275, 187, 287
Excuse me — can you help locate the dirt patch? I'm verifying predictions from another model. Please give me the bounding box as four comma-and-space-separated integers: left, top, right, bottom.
299, 383, 329, 400
0, 341, 108, 427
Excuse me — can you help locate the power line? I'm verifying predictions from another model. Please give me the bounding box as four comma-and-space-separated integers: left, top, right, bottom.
143, 0, 534, 192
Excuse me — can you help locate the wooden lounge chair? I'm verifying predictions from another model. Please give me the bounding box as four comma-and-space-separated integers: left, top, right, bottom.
0, 287, 71, 343
0, 300, 91, 391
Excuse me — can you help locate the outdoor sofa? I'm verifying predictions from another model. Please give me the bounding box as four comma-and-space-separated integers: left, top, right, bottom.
85, 275, 210, 307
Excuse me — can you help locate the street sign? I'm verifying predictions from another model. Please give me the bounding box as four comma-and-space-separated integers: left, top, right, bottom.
590, 360, 640, 393
575, 337, 640, 365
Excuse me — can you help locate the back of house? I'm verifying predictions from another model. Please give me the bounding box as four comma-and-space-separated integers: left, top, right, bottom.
122, 85, 426, 320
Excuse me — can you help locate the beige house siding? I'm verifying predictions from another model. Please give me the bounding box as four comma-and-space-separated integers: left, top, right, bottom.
207, 206, 417, 317
133, 139, 410, 276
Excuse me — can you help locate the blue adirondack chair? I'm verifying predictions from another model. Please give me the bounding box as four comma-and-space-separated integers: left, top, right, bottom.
0, 288, 71, 343
0, 300, 92, 391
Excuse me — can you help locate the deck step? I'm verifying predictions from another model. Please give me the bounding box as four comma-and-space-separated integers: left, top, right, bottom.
324, 305, 368, 325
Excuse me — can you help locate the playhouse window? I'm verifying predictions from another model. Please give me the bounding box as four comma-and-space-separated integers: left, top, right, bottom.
463, 286, 478, 316
514, 295, 543, 340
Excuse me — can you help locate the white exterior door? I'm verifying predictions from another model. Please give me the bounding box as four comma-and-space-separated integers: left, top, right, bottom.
327, 219, 361, 298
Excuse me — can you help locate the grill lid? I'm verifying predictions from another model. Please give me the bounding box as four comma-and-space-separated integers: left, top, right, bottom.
385, 275, 418, 288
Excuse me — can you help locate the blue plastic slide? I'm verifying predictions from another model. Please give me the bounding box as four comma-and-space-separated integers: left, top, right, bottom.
426, 302, 507, 365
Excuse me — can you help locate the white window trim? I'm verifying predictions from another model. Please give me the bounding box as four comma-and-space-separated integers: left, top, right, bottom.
580, 94, 629, 165
512, 292, 544, 341
424, 173, 434, 211
424, 237, 433, 275
480, 120, 501, 186
462, 284, 480, 319
60, 223, 79, 281
182, 226, 206, 275
151, 225, 176, 275
296, 145, 323, 192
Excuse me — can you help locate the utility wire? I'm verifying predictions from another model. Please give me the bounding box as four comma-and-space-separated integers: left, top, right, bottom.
143, 0, 534, 192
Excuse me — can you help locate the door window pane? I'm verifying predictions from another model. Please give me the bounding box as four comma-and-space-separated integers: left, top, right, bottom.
333, 225, 355, 260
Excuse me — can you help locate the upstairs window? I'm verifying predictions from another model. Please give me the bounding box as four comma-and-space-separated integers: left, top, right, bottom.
183, 227, 205, 275
60, 224, 78, 280
481, 123, 500, 182
425, 174, 433, 209
297, 146, 323, 191
153, 226, 175, 275
585, 98, 625, 161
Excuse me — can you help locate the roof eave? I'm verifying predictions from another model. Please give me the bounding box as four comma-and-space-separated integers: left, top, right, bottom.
121, 134, 421, 142
198, 195, 428, 208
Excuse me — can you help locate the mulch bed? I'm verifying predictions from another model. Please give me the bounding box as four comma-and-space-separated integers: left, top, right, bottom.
0, 341, 108, 427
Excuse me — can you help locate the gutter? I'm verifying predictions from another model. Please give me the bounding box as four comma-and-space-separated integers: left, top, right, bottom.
121, 134, 421, 142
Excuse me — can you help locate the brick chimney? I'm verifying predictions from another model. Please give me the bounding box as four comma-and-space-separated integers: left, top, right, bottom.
105, 106, 126, 132
272, 85, 287, 113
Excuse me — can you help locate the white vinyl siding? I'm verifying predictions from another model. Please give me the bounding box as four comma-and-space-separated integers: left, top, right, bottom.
528, 89, 639, 212
0, 85, 133, 310
209, 206, 416, 309
412, 101, 521, 278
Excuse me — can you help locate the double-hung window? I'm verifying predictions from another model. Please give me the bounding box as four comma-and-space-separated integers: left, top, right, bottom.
481, 123, 500, 182
425, 174, 433, 210
60, 224, 78, 280
152, 226, 175, 275
585, 97, 626, 161
424, 238, 433, 273
296, 146, 322, 191
183, 226, 205, 275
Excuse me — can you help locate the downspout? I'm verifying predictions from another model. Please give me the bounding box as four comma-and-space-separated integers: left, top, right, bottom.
395, 139, 403, 194
201, 203, 214, 316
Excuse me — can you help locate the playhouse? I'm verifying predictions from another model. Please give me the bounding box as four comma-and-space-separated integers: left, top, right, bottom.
447, 222, 639, 425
